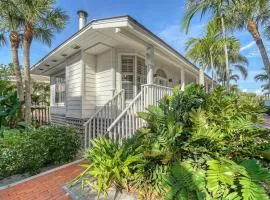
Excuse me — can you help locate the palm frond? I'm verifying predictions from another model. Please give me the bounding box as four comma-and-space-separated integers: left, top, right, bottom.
33, 27, 53, 46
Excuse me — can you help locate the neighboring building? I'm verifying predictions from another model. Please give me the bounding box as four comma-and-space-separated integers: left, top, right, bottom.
31, 11, 213, 146
6, 74, 50, 84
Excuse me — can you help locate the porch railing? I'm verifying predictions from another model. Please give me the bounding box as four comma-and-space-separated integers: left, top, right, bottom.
106, 84, 173, 142
84, 90, 125, 148
31, 104, 50, 125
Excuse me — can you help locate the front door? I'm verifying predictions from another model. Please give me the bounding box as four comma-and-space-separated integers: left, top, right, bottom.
121, 55, 147, 101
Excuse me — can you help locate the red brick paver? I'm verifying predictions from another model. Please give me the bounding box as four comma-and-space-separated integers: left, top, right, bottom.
0, 161, 84, 200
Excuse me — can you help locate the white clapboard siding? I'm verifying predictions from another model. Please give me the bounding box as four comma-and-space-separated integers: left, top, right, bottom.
82, 52, 96, 118
66, 53, 83, 118
96, 50, 113, 106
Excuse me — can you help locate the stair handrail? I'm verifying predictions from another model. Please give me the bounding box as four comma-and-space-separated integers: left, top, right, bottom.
106, 84, 173, 142
84, 89, 125, 148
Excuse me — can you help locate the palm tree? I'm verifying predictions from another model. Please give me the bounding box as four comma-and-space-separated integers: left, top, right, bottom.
215, 38, 248, 85
185, 20, 224, 86
183, 0, 231, 86
229, 0, 270, 92
255, 69, 269, 93
0, 0, 24, 102
18, 0, 68, 122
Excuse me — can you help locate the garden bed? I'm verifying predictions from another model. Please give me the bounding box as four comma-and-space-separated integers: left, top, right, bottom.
63, 182, 137, 200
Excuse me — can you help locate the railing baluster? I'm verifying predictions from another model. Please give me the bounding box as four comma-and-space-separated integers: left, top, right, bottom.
106, 84, 173, 143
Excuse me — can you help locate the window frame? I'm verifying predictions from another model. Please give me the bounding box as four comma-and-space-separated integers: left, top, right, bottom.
52, 72, 66, 107
119, 53, 147, 100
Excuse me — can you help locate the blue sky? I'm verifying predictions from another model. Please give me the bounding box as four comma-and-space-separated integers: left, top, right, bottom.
0, 0, 267, 94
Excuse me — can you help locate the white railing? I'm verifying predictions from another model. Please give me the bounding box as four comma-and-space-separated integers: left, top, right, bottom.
84, 90, 125, 148
106, 84, 173, 142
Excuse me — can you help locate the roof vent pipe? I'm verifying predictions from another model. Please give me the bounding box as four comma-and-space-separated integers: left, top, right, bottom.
77, 10, 88, 30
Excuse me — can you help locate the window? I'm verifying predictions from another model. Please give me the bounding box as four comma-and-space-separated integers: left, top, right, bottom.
55, 75, 65, 104
154, 69, 168, 86
121, 55, 147, 100
121, 55, 135, 100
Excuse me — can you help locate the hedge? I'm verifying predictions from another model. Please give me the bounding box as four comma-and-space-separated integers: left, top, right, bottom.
0, 125, 81, 178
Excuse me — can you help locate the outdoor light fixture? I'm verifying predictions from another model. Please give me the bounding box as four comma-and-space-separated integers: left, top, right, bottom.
71, 44, 81, 49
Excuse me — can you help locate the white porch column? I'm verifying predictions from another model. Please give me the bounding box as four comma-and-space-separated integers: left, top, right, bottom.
111, 48, 116, 95
181, 68, 185, 91
146, 47, 154, 84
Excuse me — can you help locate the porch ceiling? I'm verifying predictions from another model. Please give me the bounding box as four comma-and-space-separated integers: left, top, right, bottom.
31, 27, 146, 76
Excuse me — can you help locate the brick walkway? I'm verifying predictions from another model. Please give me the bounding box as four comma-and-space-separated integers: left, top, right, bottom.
0, 161, 84, 200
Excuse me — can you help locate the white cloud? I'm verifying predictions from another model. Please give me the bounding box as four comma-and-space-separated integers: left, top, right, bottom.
241, 88, 263, 95
157, 23, 205, 53
240, 41, 255, 52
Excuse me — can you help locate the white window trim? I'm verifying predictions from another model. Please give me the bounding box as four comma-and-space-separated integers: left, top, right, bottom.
118, 53, 146, 100
51, 71, 66, 107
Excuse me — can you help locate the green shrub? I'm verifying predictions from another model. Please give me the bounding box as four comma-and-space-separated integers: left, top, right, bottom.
76, 136, 144, 196
78, 85, 270, 199
0, 129, 46, 177
37, 125, 81, 164
0, 125, 81, 178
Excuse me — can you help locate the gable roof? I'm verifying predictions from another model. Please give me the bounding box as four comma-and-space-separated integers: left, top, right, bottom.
31, 15, 212, 80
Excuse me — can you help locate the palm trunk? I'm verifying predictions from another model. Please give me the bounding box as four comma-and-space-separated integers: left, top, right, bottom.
247, 20, 270, 92
220, 16, 230, 87
199, 65, 206, 86
23, 24, 33, 123
210, 51, 214, 90
10, 32, 24, 102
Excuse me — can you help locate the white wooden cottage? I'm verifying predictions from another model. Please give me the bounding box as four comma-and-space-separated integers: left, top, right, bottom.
31, 11, 213, 147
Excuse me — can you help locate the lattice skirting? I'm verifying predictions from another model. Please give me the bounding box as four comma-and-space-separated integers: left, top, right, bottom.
51, 114, 86, 133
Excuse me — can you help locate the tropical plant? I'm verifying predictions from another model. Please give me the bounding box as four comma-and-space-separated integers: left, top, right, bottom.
0, 63, 15, 80
185, 20, 223, 86
0, 80, 22, 134
229, 0, 270, 92
0, 0, 24, 102
76, 136, 144, 197
255, 69, 269, 94
17, 0, 68, 122
185, 21, 248, 87
31, 81, 50, 105
183, 0, 231, 86
78, 84, 270, 199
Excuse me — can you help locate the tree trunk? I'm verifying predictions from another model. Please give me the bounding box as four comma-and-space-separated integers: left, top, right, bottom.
220, 16, 230, 87
10, 32, 24, 102
199, 65, 206, 86
210, 51, 214, 90
23, 24, 33, 123
247, 20, 270, 92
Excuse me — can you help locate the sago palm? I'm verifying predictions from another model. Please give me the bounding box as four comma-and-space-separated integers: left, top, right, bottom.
0, 0, 24, 102
18, 0, 68, 122
183, 0, 231, 86
229, 0, 270, 92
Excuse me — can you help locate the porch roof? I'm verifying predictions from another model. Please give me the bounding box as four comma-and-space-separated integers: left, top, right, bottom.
31, 15, 212, 81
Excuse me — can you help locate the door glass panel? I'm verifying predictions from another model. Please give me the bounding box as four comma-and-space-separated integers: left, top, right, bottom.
137, 57, 147, 92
